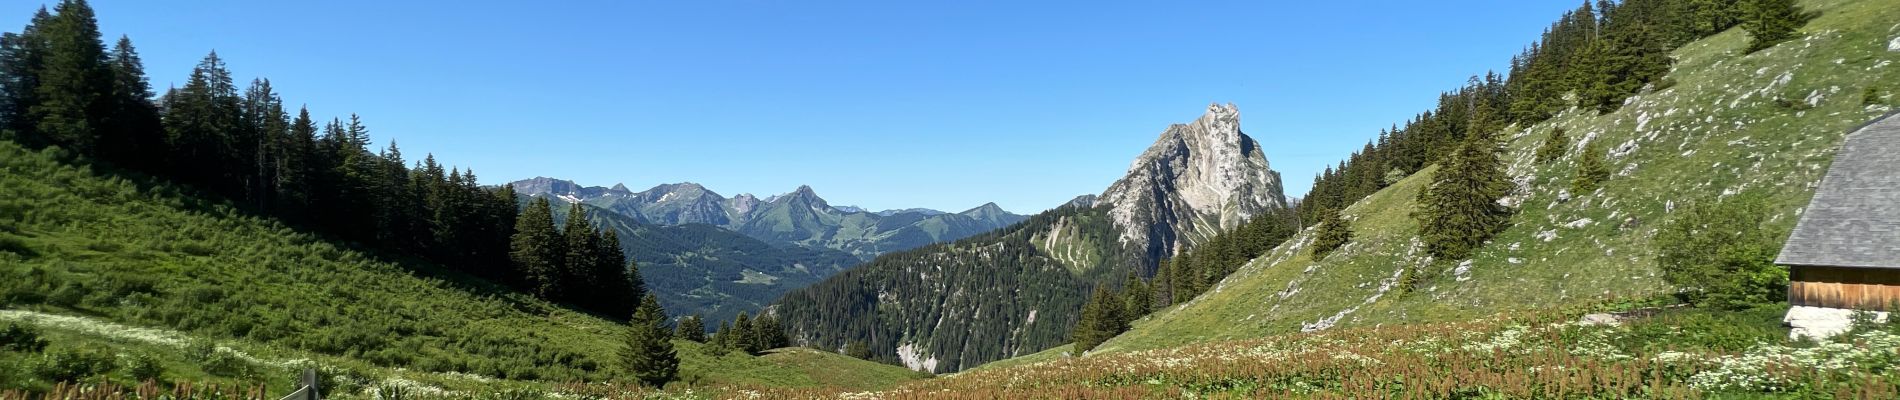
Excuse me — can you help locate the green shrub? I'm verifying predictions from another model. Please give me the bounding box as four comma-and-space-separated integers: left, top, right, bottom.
0, 323, 49, 352
34, 346, 116, 382
122, 352, 163, 382
1655, 193, 1788, 309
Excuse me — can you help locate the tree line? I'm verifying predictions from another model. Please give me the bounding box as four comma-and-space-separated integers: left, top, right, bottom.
0, 0, 659, 317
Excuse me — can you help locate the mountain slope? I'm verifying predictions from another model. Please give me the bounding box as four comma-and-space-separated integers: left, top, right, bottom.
0, 141, 924, 395
775, 104, 1289, 372
1100, 0, 1900, 354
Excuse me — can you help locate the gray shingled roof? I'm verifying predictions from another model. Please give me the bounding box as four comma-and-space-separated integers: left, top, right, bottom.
1778, 112, 1900, 269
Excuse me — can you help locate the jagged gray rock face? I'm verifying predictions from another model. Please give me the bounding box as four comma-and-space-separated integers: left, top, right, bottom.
1098, 103, 1289, 261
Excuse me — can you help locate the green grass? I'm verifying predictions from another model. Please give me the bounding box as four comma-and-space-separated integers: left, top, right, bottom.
962, 343, 1073, 372
1084, 0, 1900, 356
0, 141, 923, 397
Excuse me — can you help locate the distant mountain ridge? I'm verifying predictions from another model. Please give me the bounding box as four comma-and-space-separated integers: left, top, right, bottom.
507, 179, 1029, 261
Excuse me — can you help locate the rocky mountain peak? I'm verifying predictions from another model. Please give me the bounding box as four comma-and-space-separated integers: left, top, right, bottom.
1098, 103, 1287, 260
779, 185, 830, 208
609, 183, 630, 193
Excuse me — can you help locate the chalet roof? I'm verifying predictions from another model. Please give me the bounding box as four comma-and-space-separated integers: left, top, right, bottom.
1778, 111, 1900, 269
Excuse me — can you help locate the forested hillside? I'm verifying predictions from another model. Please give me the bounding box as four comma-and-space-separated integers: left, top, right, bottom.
0, 1, 929, 396
1101, 0, 1900, 352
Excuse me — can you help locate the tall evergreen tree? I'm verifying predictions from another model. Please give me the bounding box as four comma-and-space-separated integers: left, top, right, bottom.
1122, 272, 1152, 316
620, 294, 677, 388
732, 312, 757, 355
1741, 0, 1805, 53
163, 51, 241, 195
0, 7, 51, 143
100, 35, 160, 169
1071, 286, 1127, 353
561, 203, 601, 305
675, 315, 705, 343
510, 197, 565, 299
1572, 139, 1612, 194
1417, 126, 1513, 262
30, 0, 112, 155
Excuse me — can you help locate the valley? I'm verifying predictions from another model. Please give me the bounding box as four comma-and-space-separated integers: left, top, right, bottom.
5, 0, 1900, 398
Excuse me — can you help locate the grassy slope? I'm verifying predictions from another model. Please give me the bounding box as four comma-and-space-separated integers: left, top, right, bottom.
0, 142, 920, 395
1098, 0, 1900, 354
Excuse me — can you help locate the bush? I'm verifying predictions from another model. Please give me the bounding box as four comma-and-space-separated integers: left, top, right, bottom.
1655, 193, 1787, 309
0, 323, 49, 352
34, 346, 116, 382
121, 352, 162, 382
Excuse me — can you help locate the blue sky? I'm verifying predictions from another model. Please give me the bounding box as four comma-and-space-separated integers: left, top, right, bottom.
17, 1, 1580, 213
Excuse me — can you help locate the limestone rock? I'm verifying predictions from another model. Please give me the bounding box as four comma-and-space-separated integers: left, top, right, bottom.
1098, 103, 1289, 261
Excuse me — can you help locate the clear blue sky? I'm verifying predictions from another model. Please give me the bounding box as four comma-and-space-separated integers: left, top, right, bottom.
15, 1, 1580, 213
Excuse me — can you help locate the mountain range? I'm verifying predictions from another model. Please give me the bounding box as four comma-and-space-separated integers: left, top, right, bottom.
507, 178, 1031, 322
509, 179, 1028, 261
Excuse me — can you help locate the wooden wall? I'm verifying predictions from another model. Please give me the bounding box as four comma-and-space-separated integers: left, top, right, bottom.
1789, 265, 1900, 311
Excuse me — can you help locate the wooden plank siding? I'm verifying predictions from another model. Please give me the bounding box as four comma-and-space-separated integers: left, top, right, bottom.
1789, 265, 1900, 311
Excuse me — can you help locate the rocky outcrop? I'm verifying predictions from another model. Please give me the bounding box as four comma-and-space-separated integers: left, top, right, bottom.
1097, 103, 1288, 262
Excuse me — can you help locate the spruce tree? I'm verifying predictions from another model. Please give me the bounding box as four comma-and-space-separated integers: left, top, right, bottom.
1122, 272, 1152, 316
1536, 128, 1570, 164
560, 203, 600, 305
620, 294, 677, 388
102, 35, 160, 169
1417, 127, 1513, 262
0, 8, 51, 143
1071, 286, 1127, 353
1572, 140, 1611, 194
1310, 207, 1353, 260
676, 315, 705, 342
732, 312, 757, 354
708, 321, 733, 355
510, 197, 565, 299
31, 0, 112, 155
1741, 0, 1805, 53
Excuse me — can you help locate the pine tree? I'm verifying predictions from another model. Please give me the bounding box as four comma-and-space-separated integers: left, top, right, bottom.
732, 312, 757, 355
30, 0, 112, 155
0, 7, 51, 144
1536, 128, 1570, 163
1122, 272, 1152, 317
1417, 126, 1513, 262
675, 315, 705, 342
510, 197, 565, 298
1572, 139, 1611, 194
1071, 286, 1127, 353
163, 52, 241, 196
1310, 207, 1353, 260
1152, 258, 1174, 308
708, 321, 733, 355
1741, 0, 1805, 53
101, 35, 160, 169
620, 294, 677, 388
560, 203, 601, 305
752, 315, 788, 351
